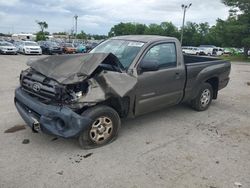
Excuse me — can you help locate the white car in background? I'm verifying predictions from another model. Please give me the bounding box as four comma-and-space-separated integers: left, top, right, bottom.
182, 46, 200, 55
213, 47, 224, 56
0, 41, 18, 55
19, 41, 42, 55
199, 47, 214, 56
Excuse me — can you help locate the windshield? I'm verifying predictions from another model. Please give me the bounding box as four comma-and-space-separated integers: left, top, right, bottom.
91, 39, 145, 69
0, 43, 12, 46
24, 42, 38, 46
48, 42, 58, 47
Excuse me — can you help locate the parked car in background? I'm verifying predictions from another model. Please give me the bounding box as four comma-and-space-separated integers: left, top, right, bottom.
0, 41, 18, 55
237, 48, 244, 54
213, 47, 224, 56
199, 47, 213, 56
74, 43, 86, 53
182, 46, 200, 55
224, 48, 243, 56
234, 48, 244, 55
63, 43, 76, 54
19, 41, 42, 55
39, 41, 62, 55
223, 48, 233, 55
13, 41, 22, 51
86, 42, 99, 52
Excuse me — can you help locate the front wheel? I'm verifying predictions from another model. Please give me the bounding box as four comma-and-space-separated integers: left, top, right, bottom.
78, 105, 121, 149
191, 83, 213, 111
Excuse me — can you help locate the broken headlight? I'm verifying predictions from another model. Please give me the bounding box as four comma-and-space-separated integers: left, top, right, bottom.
66, 82, 89, 103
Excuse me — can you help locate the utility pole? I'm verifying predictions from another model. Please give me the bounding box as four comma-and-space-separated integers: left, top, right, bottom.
180, 3, 192, 45
74, 14, 78, 38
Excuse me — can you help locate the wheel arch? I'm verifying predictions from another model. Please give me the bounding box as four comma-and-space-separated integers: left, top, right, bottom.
99, 96, 130, 118
205, 77, 219, 99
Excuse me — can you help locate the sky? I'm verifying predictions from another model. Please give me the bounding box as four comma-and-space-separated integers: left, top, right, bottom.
0, 0, 230, 35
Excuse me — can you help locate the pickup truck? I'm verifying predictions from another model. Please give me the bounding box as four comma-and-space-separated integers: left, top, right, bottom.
14, 35, 231, 149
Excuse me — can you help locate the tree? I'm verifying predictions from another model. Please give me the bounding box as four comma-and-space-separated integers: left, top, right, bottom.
108, 22, 146, 36
160, 22, 180, 38
222, 0, 250, 56
222, 0, 250, 13
36, 31, 46, 41
36, 21, 48, 33
53, 32, 67, 35
181, 22, 199, 46
35, 21, 48, 41
144, 24, 164, 35
76, 30, 87, 40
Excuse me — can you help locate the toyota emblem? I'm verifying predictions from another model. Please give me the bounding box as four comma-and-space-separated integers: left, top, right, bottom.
32, 83, 41, 92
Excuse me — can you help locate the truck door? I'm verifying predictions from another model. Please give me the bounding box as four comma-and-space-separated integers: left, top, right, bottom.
135, 42, 186, 115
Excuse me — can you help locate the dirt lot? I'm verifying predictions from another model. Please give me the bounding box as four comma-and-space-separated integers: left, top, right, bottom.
0, 55, 249, 188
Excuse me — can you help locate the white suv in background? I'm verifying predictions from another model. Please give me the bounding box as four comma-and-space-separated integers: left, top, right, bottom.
19, 41, 42, 55
213, 47, 224, 56
182, 46, 200, 55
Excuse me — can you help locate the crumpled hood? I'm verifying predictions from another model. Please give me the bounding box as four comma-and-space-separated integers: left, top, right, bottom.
27, 53, 121, 84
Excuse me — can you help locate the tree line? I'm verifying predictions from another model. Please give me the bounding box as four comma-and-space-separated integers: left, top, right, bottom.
34, 0, 249, 56
108, 0, 249, 56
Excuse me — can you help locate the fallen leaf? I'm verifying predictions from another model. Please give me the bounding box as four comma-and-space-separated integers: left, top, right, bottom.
4, 125, 26, 133
22, 139, 30, 144
83, 153, 93, 158
57, 171, 63, 175
51, 137, 58, 141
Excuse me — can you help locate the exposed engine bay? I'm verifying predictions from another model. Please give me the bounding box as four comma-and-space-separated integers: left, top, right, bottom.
20, 53, 137, 110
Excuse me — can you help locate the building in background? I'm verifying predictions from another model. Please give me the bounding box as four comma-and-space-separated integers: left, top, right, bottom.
11, 33, 36, 41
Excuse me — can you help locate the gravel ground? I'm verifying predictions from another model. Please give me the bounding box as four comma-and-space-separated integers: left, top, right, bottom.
0, 55, 249, 188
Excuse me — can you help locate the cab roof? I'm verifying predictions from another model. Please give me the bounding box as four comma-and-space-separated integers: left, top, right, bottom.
111, 35, 176, 43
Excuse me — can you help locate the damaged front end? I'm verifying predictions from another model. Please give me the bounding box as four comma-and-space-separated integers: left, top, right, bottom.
15, 53, 137, 138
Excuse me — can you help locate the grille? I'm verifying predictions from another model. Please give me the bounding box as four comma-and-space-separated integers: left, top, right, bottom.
21, 71, 63, 101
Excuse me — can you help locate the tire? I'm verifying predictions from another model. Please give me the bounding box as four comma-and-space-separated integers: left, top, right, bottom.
78, 105, 121, 149
191, 83, 213, 111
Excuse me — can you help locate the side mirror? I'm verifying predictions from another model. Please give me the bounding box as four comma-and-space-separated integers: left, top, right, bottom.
139, 60, 159, 72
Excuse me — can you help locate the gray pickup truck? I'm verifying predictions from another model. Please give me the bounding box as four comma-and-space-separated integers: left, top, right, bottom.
15, 35, 231, 148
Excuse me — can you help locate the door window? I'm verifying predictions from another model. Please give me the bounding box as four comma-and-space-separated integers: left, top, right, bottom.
142, 43, 177, 68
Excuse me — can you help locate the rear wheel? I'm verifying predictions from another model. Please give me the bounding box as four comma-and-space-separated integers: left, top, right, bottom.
78, 105, 121, 149
191, 83, 213, 111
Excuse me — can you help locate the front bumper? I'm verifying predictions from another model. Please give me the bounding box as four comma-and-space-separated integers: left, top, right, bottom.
50, 49, 62, 54
25, 49, 42, 55
14, 87, 92, 138
0, 49, 17, 54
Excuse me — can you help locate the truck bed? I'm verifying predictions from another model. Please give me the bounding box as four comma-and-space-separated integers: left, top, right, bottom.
182, 55, 231, 102
184, 55, 221, 64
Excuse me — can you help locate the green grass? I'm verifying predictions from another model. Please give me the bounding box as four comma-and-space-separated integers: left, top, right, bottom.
221, 55, 250, 63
